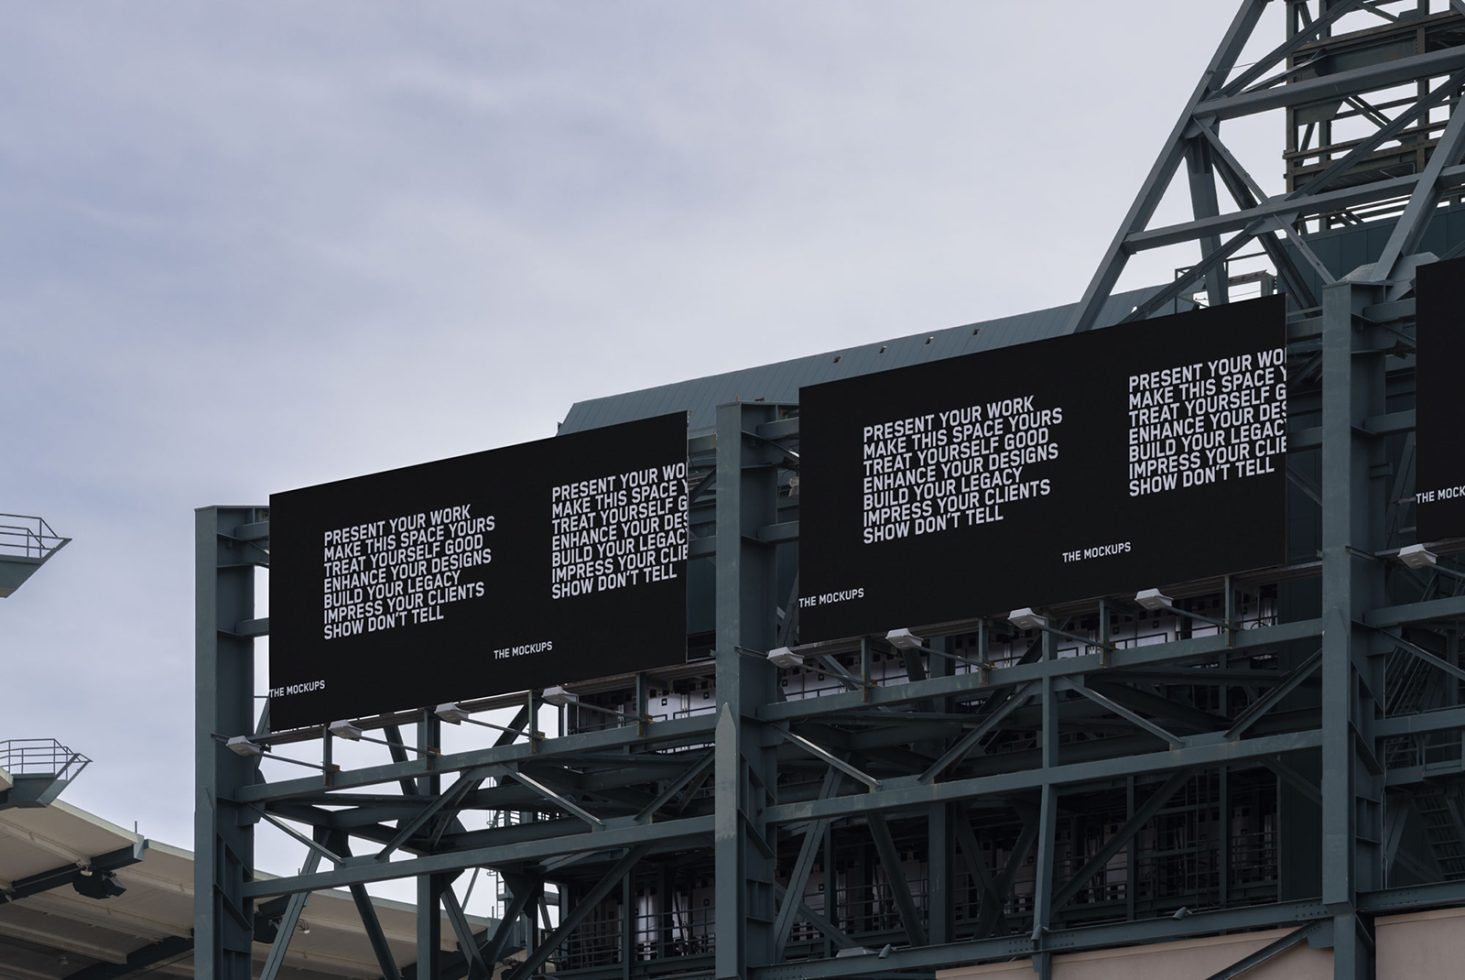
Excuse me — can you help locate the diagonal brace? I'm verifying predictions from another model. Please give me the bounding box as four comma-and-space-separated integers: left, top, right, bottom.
1226, 650, 1321, 740
1052, 770, 1191, 912
1062, 680, 1183, 747
636, 751, 716, 823
506, 769, 604, 828
505, 843, 653, 980
920, 683, 1036, 783
868, 813, 928, 947
779, 728, 881, 790
773, 768, 843, 956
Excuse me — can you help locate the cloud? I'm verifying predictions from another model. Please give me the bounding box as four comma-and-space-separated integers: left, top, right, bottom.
1, 0, 1283, 905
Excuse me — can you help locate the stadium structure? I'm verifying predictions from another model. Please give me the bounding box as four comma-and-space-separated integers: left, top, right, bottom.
2, 518, 504, 978
185, 2, 1465, 978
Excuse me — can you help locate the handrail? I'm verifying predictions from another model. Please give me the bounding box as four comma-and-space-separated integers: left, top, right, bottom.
0, 514, 69, 561
0, 739, 91, 781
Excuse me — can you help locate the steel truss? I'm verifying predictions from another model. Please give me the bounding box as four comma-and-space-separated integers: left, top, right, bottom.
198, 2, 1465, 978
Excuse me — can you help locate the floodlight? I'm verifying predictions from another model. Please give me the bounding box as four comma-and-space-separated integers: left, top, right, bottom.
767, 647, 805, 669
434, 702, 470, 725
1400, 543, 1439, 569
885, 628, 925, 651
542, 686, 578, 707
72, 871, 125, 900
225, 736, 262, 758
1007, 608, 1049, 631
835, 946, 877, 958
327, 719, 363, 741
1135, 588, 1174, 612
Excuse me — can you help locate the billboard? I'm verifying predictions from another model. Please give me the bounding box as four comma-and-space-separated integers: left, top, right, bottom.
1415, 255, 1465, 541
269, 413, 689, 729
797, 296, 1288, 642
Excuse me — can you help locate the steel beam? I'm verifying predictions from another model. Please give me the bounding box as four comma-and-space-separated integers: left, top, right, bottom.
61, 936, 195, 980
195, 506, 267, 980
714, 402, 783, 978
241, 815, 713, 898
1051, 770, 1191, 913
867, 813, 927, 947
236, 714, 717, 804
505, 843, 653, 980
1320, 279, 1386, 980
760, 618, 1323, 724
1069, 0, 1267, 332
763, 730, 1322, 825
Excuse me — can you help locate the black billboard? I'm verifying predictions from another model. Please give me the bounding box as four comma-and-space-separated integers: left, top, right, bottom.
1415, 255, 1465, 541
797, 296, 1288, 642
269, 413, 689, 729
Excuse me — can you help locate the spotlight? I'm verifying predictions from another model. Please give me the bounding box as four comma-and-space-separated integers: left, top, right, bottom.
72, 872, 125, 900
767, 647, 805, 669
225, 736, 262, 758
327, 719, 363, 741
542, 686, 578, 707
884, 628, 924, 651
434, 702, 470, 725
253, 913, 281, 943
1135, 588, 1174, 612
835, 946, 877, 958
1007, 608, 1049, 632
1400, 543, 1439, 569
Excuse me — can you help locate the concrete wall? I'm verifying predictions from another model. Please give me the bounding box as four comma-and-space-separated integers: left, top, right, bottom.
937, 905, 1465, 979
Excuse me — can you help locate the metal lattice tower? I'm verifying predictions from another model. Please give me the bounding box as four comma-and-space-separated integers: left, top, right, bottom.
198, 3, 1465, 979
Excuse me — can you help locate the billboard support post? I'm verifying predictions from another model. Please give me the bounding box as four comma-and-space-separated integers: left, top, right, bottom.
194, 506, 269, 980
1320, 279, 1387, 976
714, 401, 781, 978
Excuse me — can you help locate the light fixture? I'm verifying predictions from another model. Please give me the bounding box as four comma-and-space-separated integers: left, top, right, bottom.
885, 628, 925, 651
72, 871, 125, 900
835, 946, 877, 958
327, 719, 363, 741
226, 735, 262, 758
767, 647, 805, 669
1400, 543, 1439, 569
1133, 588, 1229, 630
1007, 608, 1049, 631
1134, 588, 1174, 612
542, 686, 578, 707
434, 703, 470, 725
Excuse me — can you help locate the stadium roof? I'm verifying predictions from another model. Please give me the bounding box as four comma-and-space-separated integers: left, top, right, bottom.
0, 786, 497, 979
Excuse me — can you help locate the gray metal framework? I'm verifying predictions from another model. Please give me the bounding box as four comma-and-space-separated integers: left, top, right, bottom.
197, 3, 1465, 978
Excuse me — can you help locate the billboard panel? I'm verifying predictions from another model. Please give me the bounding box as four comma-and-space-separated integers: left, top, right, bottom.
798, 296, 1288, 642
1415, 255, 1465, 541
269, 412, 689, 729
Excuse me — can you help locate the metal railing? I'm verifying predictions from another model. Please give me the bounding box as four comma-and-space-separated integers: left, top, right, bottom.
0, 514, 69, 561
0, 739, 91, 781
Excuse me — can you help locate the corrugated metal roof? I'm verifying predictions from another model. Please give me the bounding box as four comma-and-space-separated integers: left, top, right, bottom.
560, 287, 1167, 435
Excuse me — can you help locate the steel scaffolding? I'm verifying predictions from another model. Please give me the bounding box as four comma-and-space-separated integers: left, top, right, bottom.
197, 3, 1465, 978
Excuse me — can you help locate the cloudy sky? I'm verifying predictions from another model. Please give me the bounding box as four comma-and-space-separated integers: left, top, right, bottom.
3, 1, 1289, 906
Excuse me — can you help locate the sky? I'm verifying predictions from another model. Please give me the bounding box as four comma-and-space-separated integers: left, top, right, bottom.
2, 0, 1295, 910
